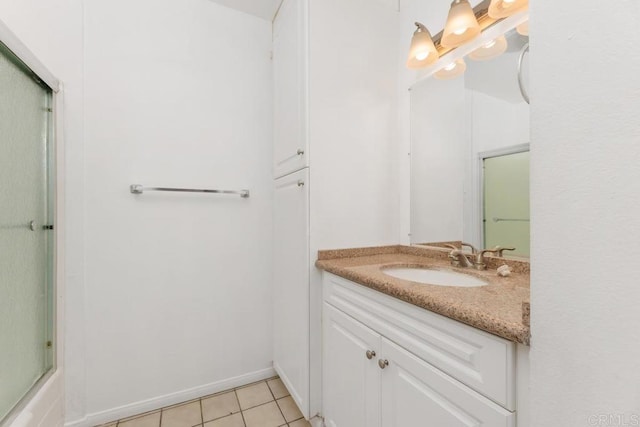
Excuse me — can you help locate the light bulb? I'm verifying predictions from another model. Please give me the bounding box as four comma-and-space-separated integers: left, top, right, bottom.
406, 22, 439, 69
469, 35, 508, 61
484, 39, 497, 49
444, 62, 457, 71
441, 0, 481, 48
488, 0, 528, 19
517, 21, 529, 36
435, 58, 467, 79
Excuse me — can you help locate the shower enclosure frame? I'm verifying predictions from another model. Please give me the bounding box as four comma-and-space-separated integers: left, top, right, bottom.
0, 18, 65, 427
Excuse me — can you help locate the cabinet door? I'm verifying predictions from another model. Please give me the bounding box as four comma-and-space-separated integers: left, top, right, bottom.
323, 303, 381, 427
380, 338, 515, 427
273, 168, 310, 417
272, 0, 308, 178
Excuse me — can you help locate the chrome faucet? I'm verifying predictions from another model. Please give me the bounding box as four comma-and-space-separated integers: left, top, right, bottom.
473, 248, 498, 270
445, 244, 473, 268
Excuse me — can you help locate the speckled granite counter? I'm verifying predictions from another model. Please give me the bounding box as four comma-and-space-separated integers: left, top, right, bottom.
316, 245, 531, 345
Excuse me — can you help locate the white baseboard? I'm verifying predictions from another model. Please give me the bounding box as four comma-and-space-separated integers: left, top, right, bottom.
273, 362, 306, 417
65, 367, 276, 427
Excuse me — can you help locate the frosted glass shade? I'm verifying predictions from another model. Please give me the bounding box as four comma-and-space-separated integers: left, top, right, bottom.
441, 0, 481, 48
406, 23, 439, 69
517, 21, 529, 36
434, 58, 466, 80
469, 35, 508, 61
488, 0, 529, 19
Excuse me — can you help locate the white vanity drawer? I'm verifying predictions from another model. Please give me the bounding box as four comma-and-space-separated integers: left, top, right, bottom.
322, 273, 516, 410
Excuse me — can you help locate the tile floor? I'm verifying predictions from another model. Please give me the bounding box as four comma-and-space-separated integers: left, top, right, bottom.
97, 377, 311, 427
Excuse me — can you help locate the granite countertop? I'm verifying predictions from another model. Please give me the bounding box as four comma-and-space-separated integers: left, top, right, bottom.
316, 245, 531, 345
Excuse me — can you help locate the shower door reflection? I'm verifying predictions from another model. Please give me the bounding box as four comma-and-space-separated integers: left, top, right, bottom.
482, 150, 530, 257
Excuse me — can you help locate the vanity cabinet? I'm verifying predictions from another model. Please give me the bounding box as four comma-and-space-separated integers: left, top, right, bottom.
322, 272, 522, 427
323, 303, 381, 427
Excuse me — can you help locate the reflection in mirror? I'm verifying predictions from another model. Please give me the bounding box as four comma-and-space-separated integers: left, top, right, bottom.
410, 28, 530, 257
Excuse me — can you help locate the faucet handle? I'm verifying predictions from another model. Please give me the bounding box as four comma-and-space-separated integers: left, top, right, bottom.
444, 244, 459, 262
493, 246, 516, 257
479, 248, 500, 257
461, 242, 477, 254
474, 248, 500, 270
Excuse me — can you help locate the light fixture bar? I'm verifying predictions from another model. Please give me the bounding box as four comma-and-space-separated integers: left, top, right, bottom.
432, 0, 501, 56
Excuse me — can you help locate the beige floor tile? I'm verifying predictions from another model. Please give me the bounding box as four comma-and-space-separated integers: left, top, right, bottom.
201, 391, 241, 422
235, 382, 273, 410
203, 413, 245, 427
276, 396, 303, 423
266, 378, 289, 400
288, 419, 311, 427
161, 401, 202, 427
242, 402, 285, 427
119, 411, 161, 427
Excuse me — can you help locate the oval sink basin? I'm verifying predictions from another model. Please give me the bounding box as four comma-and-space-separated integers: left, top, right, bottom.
382, 268, 487, 287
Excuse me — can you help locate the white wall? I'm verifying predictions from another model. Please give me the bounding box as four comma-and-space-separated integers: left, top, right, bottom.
76, 0, 274, 424
306, 0, 400, 417
309, 0, 400, 252
397, 0, 452, 244
469, 91, 529, 153
409, 77, 466, 244
530, 1, 640, 425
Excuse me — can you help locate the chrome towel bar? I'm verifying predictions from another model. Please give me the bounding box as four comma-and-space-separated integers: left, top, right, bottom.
492, 217, 529, 222
130, 184, 249, 198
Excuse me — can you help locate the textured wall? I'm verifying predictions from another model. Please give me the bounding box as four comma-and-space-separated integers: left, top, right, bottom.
529, 0, 640, 424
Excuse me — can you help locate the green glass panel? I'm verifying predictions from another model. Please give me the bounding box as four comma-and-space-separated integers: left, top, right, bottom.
0, 41, 54, 422
483, 151, 530, 257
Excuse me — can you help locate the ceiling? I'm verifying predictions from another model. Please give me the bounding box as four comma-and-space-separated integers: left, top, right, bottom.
208, 0, 282, 21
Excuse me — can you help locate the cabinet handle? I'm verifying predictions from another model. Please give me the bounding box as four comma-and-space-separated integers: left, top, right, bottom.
297, 149, 305, 156
366, 350, 376, 360
378, 359, 389, 369
297, 180, 305, 187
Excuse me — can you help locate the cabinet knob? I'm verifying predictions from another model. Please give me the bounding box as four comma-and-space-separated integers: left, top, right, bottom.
378, 359, 389, 369
366, 350, 376, 360
297, 180, 305, 187
297, 149, 305, 156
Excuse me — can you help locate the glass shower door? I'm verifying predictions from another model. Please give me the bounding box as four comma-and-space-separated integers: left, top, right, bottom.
483, 150, 530, 257
0, 41, 54, 422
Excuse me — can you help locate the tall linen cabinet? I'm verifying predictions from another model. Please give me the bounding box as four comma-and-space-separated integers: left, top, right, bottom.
272, 0, 400, 422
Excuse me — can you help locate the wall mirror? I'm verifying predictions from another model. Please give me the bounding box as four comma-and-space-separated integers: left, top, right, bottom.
409, 26, 530, 257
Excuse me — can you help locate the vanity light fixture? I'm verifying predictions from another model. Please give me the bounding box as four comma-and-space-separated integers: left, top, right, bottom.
468, 35, 508, 61
434, 58, 467, 80
488, 0, 528, 19
406, 22, 439, 69
441, 0, 481, 48
516, 20, 529, 36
